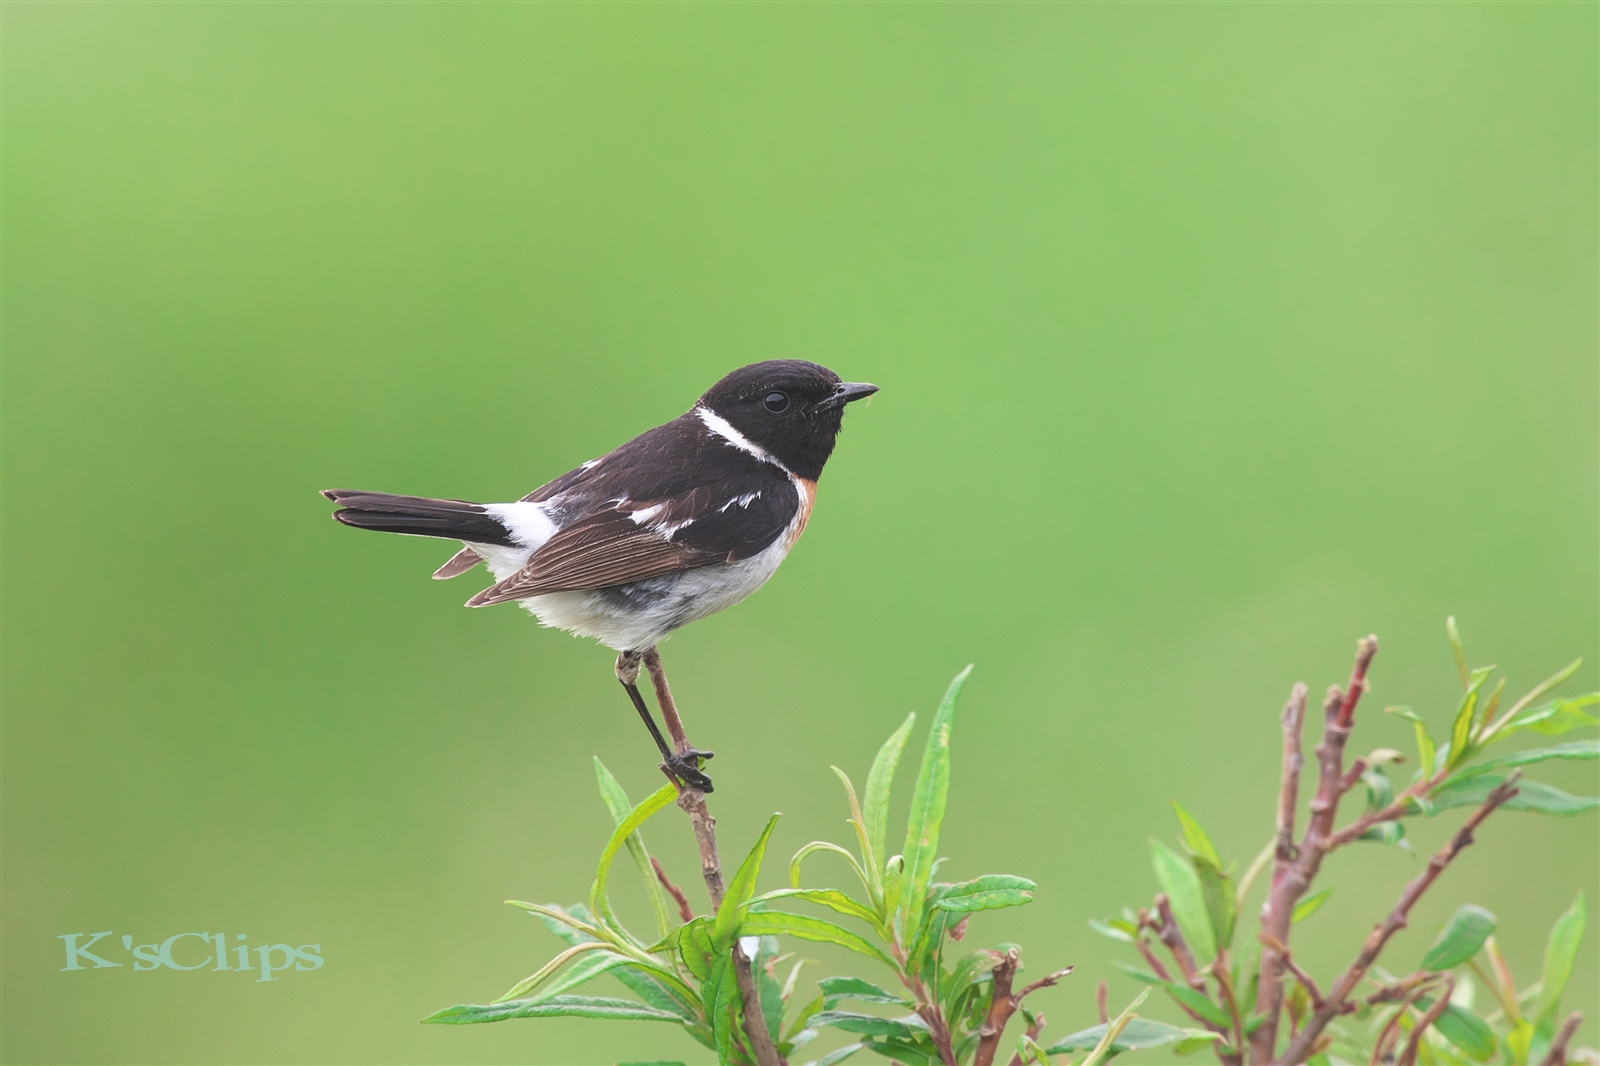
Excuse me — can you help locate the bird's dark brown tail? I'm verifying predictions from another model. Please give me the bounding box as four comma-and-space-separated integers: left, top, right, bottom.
321, 490, 516, 546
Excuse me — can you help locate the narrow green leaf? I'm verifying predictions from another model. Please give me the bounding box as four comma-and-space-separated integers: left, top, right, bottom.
594, 758, 676, 941
898, 666, 971, 937
1455, 739, 1599, 778
789, 840, 873, 897
1292, 887, 1332, 925
934, 874, 1037, 913
812, 1011, 924, 1039
1151, 838, 1216, 961
1171, 801, 1223, 869
1089, 918, 1138, 943
1081, 988, 1152, 1066
1387, 707, 1437, 782
1429, 774, 1599, 816
1535, 892, 1587, 1022
1414, 999, 1496, 1062
703, 954, 738, 1063
818, 976, 906, 1007
1482, 658, 1585, 744
1446, 617, 1469, 687
1113, 960, 1163, 985
864, 712, 916, 893
1509, 693, 1600, 736
592, 782, 679, 938
423, 994, 685, 1025
509, 900, 606, 946
496, 941, 614, 1002
863, 1038, 940, 1066
1045, 1018, 1219, 1054
1446, 668, 1495, 770
713, 814, 781, 952
739, 910, 897, 969
1364, 767, 1394, 812
751, 887, 880, 926
1420, 905, 1496, 971
1506, 1019, 1534, 1064
1114, 962, 1229, 1029
1194, 857, 1237, 952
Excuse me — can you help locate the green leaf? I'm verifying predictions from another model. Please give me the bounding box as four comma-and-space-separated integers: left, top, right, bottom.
1446, 668, 1495, 770
1419, 905, 1496, 971
1482, 658, 1585, 743
812, 1011, 925, 1039
1171, 801, 1224, 869
1413, 999, 1496, 1062
1151, 838, 1216, 962
496, 941, 614, 1001
1506, 1019, 1534, 1064
1357, 821, 1406, 847
864, 712, 916, 895
897, 666, 971, 938
592, 782, 679, 939
1089, 918, 1138, 943
1364, 767, 1394, 812
1457, 739, 1598, 777
862, 1038, 940, 1066
1505, 693, 1600, 736
739, 910, 897, 969
1535, 891, 1587, 1022
1114, 962, 1230, 1029
1292, 887, 1332, 925
933, 874, 1036, 913
703, 954, 739, 1064
1194, 857, 1237, 952
713, 814, 780, 952
1447, 617, 1470, 688
818, 976, 906, 1007
751, 887, 880, 927
1429, 774, 1599, 816
423, 994, 686, 1025
676, 917, 716, 983
1046, 1018, 1219, 1054
789, 841, 873, 897
594, 758, 677, 941
1387, 707, 1437, 781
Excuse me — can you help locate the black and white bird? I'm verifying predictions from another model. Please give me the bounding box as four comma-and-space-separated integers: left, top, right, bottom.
323, 360, 877, 791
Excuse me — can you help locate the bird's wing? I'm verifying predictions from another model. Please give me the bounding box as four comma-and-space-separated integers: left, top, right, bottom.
465, 465, 800, 607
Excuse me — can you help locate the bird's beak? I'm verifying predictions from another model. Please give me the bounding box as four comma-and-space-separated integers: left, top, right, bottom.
818, 381, 879, 410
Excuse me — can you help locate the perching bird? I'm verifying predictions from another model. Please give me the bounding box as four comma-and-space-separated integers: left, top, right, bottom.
323, 360, 877, 792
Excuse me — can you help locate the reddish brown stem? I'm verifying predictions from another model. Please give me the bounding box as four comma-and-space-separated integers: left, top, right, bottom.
1541, 1012, 1584, 1066
642, 648, 783, 1066
1155, 894, 1208, 992
1258, 936, 1326, 1011
1371, 986, 1426, 1065
1274, 774, 1520, 1065
1252, 640, 1376, 1065
1096, 978, 1110, 1024
972, 949, 1072, 1066
651, 856, 695, 924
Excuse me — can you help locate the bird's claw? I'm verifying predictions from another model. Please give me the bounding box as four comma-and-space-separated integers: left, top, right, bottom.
663, 749, 715, 793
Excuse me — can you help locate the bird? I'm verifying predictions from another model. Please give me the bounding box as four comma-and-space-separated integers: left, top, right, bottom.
323, 360, 877, 792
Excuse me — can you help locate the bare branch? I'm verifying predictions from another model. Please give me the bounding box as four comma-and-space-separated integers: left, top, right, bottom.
1274, 774, 1520, 1065
973, 949, 1072, 1066
1257, 936, 1327, 1011
1096, 978, 1110, 1024
1252, 640, 1377, 1065
1371, 985, 1426, 1065
1542, 1012, 1585, 1066
1276, 684, 1309, 863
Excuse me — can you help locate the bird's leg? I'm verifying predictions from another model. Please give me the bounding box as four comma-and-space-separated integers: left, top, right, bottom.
642, 647, 716, 794
616, 649, 713, 792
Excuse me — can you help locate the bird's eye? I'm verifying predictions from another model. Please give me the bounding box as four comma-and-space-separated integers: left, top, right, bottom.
762, 391, 789, 413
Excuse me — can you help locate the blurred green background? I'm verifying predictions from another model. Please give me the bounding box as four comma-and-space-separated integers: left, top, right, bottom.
4, 3, 1596, 1063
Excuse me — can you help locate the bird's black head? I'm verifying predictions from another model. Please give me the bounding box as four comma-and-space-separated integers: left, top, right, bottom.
698, 360, 878, 481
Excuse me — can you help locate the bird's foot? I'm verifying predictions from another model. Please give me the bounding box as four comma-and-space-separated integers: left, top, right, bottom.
662, 748, 715, 793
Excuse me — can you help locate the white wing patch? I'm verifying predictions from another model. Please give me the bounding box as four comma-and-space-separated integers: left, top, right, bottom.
718, 491, 761, 512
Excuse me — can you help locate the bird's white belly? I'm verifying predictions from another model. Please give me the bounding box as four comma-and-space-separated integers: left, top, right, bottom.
515, 539, 790, 651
